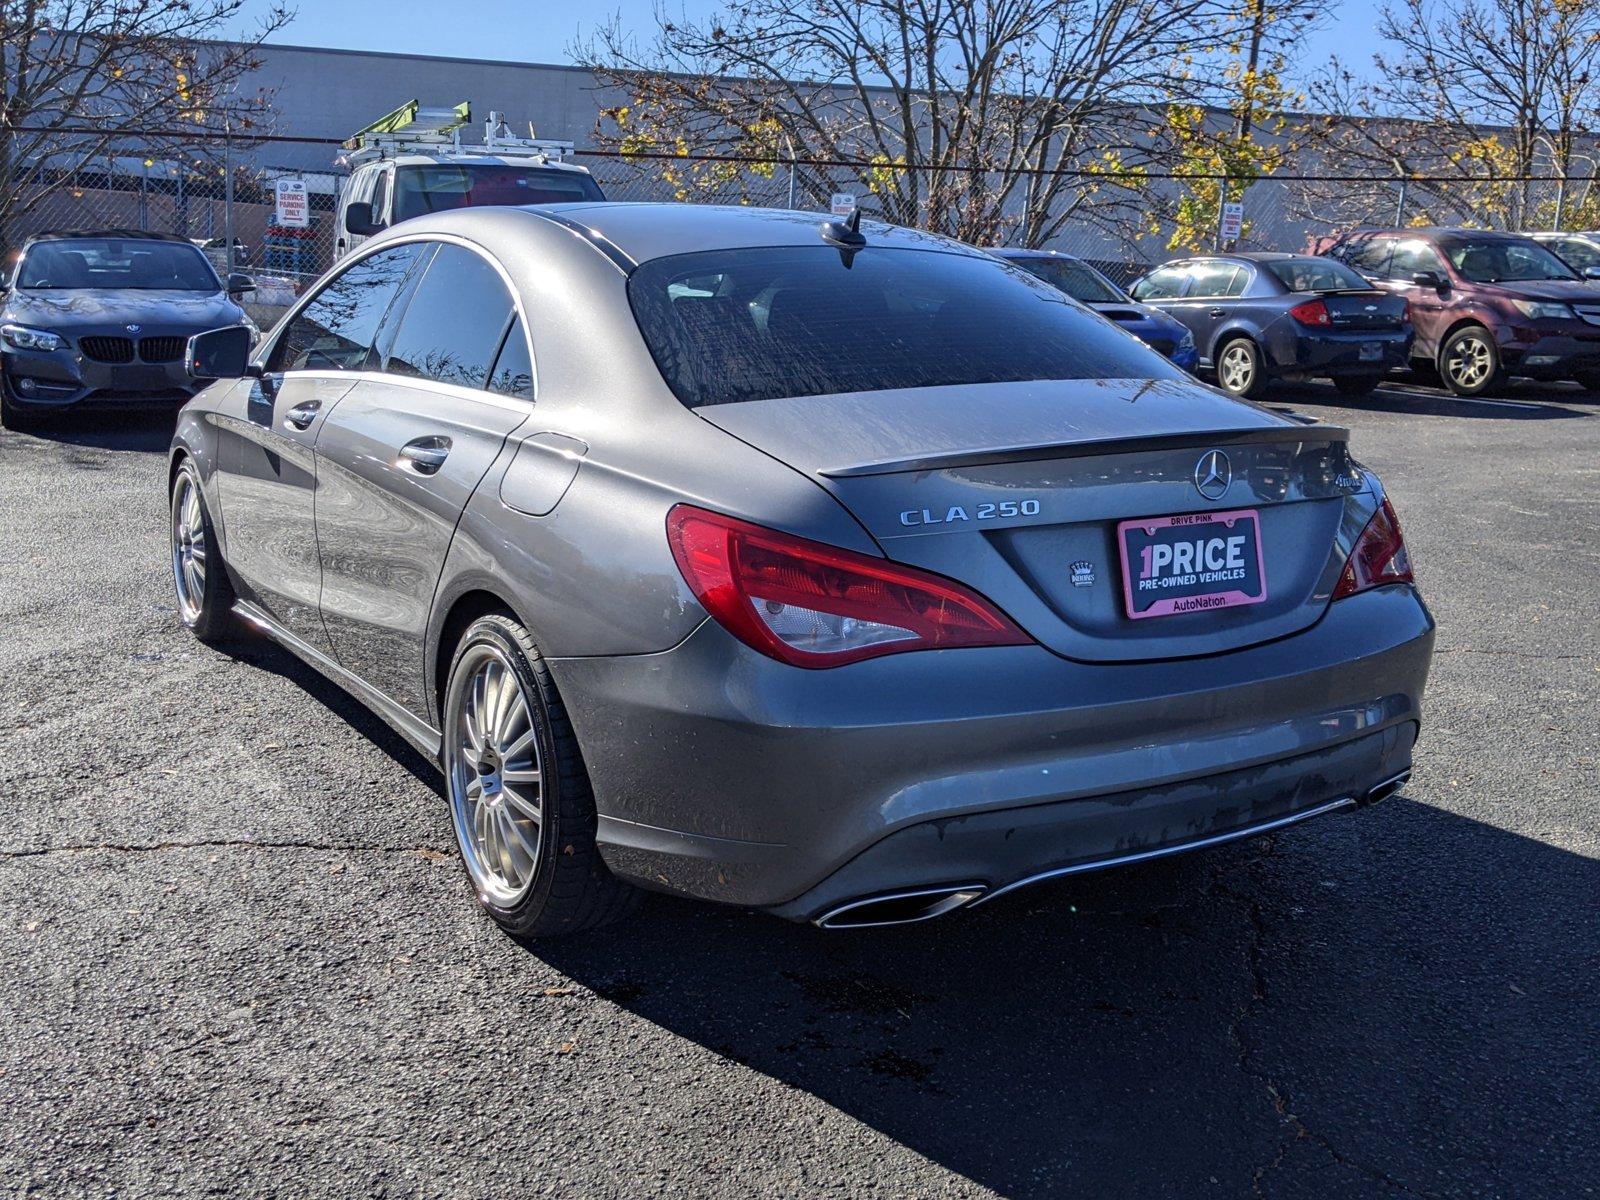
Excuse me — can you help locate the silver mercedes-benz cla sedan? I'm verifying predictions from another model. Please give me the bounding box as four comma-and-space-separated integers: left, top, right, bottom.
168, 203, 1434, 936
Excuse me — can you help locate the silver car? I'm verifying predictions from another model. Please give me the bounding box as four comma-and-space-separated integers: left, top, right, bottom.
168, 203, 1435, 936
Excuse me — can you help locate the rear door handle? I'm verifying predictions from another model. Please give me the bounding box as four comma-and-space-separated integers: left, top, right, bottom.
398, 436, 451, 475
284, 399, 321, 430
1209, 307, 1226, 318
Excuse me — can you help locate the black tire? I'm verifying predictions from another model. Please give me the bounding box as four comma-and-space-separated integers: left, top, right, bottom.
1438, 326, 1506, 397
170, 458, 238, 644
441, 614, 640, 939
1572, 371, 1600, 393
1332, 373, 1382, 397
1214, 336, 1267, 398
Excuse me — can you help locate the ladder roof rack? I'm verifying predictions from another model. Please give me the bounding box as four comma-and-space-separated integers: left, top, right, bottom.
340, 100, 578, 167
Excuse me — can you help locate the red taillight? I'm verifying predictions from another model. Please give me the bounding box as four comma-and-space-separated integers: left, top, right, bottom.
1333, 499, 1414, 600
1288, 298, 1331, 327
665, 505, 1031, 667
1399, 301, 1412, 326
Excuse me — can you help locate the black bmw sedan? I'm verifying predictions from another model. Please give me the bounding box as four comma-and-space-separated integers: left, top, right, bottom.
1, 230, 256, 429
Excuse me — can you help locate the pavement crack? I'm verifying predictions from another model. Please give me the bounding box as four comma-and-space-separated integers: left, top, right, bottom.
0, 839, 452, 860
1212, 857, 1424, 1199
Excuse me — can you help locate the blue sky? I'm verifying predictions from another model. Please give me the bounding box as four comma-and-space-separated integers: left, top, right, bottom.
228, 0, 1385, 82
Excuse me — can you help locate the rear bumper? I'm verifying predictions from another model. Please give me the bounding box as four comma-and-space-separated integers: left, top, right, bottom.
551, 584, 1435, 915
1262, 325, 1412, 376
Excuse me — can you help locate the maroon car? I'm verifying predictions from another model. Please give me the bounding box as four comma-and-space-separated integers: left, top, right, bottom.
1321, 227, 1600, 396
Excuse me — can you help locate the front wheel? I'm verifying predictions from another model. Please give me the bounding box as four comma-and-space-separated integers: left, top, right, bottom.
1439, 327, 1505, 397
170, 460, 237, 643
441, 614, 640, 939
1572, 370, 1600, 393
0, 389, 38, 432
1215, 337, 1266, 398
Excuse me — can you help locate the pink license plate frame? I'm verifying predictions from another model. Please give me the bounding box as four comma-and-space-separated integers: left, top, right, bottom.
1116, 508, 1269, 620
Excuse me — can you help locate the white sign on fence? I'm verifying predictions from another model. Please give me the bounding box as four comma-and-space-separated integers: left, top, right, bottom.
830, 192, 857, 217
274, 178, 310, 229
1219, 200, 1244, 242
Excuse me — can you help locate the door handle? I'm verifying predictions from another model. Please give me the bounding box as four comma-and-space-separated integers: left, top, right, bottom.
1209, 307, 1226, 318
284, 399, 321, 430
398, 436, 451, 475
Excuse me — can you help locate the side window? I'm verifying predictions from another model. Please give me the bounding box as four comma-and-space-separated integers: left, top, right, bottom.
267, 244, 421, 373
1219, 265, 1252, 297
381, 244, 515, 390
370, 169, 391, 225
1187, 261, 1243, 297
1131, 266, 1185, 300
1341, 237, 1394, 278
488, 322, 534, 399
1389, 241, 1444, 279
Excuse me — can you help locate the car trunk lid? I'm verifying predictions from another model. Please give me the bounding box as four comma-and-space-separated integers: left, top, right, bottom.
1313, 290, 1409, 331
699, 378, 1365, 663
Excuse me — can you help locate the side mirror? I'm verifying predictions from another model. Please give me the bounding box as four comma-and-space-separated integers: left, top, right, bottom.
186, 325, 255, 381
227, 272, 256, 297
1412, 269, 1447, 290
344, 201, 384, 236
1582, 265, 1600, 281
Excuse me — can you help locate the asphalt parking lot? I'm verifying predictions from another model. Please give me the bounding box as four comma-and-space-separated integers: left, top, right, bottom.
1, 378, 1596, 1199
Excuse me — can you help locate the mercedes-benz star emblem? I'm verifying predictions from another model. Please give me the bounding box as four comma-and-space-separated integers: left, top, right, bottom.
1194, 450, 1232, 501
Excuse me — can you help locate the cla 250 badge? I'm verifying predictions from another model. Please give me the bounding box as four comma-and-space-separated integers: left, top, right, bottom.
899, 499, 1042, 527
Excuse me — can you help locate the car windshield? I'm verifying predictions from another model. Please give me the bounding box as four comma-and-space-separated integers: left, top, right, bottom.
392, 164, 604, 221
16, 238, 219, 291
1006, 256, 1126, 303
1442, 238, 1578, 283
1264, 257, 1371, 293
628, 246, 1184, 408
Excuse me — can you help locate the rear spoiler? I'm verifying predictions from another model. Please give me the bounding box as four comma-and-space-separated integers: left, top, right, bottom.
821, 424, 1348, 479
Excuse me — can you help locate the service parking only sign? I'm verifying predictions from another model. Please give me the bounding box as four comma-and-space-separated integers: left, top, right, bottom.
830, 193, 857, 217
1220, 201, 1244, 242
274, 178, 309, 228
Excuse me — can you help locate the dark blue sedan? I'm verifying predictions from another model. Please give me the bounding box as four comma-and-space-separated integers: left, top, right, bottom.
993, 249, 1199, 370
1129, 252, 1412, 398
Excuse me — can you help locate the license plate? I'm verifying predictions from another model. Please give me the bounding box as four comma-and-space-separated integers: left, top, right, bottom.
1117, 509, 1268, 620
1359, 341, 1384, 362
110, 365, 171, 391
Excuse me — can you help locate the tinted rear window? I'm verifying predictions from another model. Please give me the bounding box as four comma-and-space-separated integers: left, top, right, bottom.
382, 244, 515, 390
1007, 256, 1124, 303
1264, 257, 1371, 292
392, 165, 604, 221
628, 246, 1182, 408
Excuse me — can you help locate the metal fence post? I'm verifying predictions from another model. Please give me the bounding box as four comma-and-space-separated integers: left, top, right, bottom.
787, 155, 796, 210
1556, 176, 1567, 231
1394, 179, 1407, 227
222, 124, 235, 273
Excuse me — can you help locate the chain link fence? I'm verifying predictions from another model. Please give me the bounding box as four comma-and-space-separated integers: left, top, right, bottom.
11, 130, 1594, 327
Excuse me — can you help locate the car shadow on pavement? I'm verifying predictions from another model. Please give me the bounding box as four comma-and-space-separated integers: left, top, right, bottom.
216, 632, 444, 796
530, 799, 1597, 1196
1, 405, 183, 452
1272, 379, 1596, 420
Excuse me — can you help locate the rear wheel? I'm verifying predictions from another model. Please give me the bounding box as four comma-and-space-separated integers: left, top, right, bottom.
1215, 337, 1266, 398
1439, 326, 1505, 396
1332, 374, 1382, 397
1572, 370, 1600, 393
170, 460, 237, 644
441, 614, 640, 939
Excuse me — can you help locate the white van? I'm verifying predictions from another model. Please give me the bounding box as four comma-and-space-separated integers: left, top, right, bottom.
334, 106, 606, 259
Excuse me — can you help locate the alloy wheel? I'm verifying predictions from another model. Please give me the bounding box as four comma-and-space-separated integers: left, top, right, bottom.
1446, 334, 1492, 389
171, 472, 208, 623
446, 646, 545, 907
1219, 342, 1255, 393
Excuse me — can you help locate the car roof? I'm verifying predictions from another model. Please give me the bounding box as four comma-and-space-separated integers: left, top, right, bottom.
372, 153, 594, 176
988, 247, 1083, 261
1340, 226, 1526, 242
26, 229, 196, 244
488, 201, 982, 266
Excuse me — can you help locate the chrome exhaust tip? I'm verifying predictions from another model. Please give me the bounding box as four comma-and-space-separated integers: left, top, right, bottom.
1360, 769, 1412, 807
814, 884, 987, 930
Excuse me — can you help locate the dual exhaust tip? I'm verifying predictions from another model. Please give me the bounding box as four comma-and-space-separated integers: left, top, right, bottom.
815, 769, 1413, 930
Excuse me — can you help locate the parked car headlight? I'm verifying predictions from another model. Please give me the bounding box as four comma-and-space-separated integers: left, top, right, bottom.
1510, 300, 1574, 320
1, 323, 64, 352
1177, 329, 1196, 350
